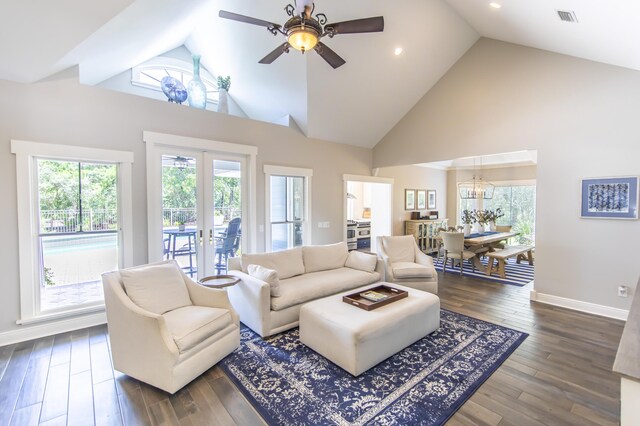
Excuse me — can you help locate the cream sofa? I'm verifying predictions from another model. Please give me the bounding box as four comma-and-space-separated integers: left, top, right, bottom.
227, 242, 383, 337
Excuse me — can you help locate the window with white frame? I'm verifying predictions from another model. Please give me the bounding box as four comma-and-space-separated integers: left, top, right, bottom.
264, 165, 312, 252
457, 180, 536, 244
12, 141, 133, 323
131, 57, 220, 104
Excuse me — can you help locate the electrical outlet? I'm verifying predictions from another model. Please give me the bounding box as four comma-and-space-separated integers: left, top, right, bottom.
324, 221, 330, 228
618, 286, 628, 298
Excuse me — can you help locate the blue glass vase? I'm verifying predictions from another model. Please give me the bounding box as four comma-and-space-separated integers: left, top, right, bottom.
187, 55, 207, 109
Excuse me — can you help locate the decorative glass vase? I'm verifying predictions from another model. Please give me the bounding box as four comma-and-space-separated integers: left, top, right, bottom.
463, 224, 471, 236
187, 55, 207, 109
218, 88, 229, 114
489, 221, 496, 232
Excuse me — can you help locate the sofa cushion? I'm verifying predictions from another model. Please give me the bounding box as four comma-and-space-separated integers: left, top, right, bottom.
302, 242, 349, 273
381, 236, 416, 263
120, 262, 192, 315
242, 247, 304, 279
248, 264, 281, 297
345, 250, 378, 273
163, 306, 232, 353
392, 262, 435, 278
271, 267, 380, 311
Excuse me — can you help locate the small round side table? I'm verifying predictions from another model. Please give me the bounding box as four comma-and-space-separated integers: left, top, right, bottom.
198, 275, 240, 288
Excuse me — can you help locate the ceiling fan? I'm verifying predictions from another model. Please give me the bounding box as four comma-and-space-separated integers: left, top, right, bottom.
163, 155, 195, 169
218, 1, 384, 69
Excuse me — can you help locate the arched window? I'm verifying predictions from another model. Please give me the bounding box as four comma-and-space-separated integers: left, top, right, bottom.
131, 57, 220, 104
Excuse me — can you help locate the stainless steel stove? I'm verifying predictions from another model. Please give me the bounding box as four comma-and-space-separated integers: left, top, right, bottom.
347, 220, 358, 250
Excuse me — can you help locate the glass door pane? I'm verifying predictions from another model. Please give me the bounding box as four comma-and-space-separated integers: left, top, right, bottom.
211, 159, 242, 274
270, 175, 305, 251
37, 160, 118, 313
162, 154, 198, 277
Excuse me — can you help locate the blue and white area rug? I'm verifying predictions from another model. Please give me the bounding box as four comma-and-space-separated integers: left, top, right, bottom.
220, 310, 527, 425
433, 256, 534, 287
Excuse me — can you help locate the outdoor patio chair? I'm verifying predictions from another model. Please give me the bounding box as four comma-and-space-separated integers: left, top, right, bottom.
215, 218, 241, 273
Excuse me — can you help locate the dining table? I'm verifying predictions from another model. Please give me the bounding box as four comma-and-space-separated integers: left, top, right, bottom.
463, 231, 519, 271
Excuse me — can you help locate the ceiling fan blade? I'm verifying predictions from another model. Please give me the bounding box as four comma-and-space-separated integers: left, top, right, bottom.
259, 43, 290, 64
324, 16, 384, 35
314, 42, 346, 69
219, 10, 280, 29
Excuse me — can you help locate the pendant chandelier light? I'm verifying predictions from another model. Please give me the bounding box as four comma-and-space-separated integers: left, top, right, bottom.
458, 157, 495, 200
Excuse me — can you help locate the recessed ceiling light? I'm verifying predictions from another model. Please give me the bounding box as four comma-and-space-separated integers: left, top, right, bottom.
394, 47, 403, 56
489, 2, 502, 8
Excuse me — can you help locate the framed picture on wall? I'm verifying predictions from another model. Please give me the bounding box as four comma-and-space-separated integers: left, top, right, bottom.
427, 190, 437, 209
416, 190, 426, 209
405, 189, 416, 210
581, 176, 638, 219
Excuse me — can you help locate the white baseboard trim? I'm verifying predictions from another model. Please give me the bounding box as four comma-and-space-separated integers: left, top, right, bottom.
0, 312, 107, 346
530, 290, 629, 321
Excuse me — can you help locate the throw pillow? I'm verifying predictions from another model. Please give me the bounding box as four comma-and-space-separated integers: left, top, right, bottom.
302, 242, 349, 273
120, 262, 192, 315
242, 247, 304, 279
248, 264, 281, 297
345, 250, 378, 273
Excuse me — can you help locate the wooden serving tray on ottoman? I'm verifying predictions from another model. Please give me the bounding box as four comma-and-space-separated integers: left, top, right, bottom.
343, 285, 408, 311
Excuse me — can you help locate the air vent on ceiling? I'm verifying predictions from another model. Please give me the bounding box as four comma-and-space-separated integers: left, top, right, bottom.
557, 10, 578, 23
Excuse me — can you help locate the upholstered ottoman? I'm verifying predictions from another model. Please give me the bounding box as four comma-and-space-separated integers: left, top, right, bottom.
299, 283, 440, 376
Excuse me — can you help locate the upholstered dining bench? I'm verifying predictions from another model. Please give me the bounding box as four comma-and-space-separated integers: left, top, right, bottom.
486, 245, 534, 278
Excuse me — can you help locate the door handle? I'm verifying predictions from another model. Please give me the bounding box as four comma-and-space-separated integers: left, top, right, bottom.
209, 229, 213, 246
199, 230, 203, 247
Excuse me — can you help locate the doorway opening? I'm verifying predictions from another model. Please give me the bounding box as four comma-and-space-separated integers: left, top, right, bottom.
343, 175, 393, 254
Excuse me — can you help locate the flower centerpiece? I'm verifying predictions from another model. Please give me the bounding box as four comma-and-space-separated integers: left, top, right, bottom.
461, 209, 476, 236
475, 209, 491, 233
486, 208, 505, 231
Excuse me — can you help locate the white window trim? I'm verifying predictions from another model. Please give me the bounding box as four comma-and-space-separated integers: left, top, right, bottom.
11, 140, 134, 325
143, 131, 258, 257
264, 165, 313, 252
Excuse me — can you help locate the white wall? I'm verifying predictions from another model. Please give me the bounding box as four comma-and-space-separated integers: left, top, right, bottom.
376, 165, 448, 236
374, 38, 640, 313
0, 73, 373, 337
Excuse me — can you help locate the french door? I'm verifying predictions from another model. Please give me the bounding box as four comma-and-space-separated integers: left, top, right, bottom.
150, 147, 247, 279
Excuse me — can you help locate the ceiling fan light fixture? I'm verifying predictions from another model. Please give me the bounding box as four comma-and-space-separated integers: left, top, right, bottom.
173, 156, 190, 170
287, 27, 319, 52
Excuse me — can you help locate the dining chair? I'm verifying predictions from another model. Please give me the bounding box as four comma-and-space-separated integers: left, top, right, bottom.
434, 227, 448, 264
441, 231, 477, 275
491, 225, 513, 249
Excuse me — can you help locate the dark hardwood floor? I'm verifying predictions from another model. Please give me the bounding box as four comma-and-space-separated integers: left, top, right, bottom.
0, 273, 625, 425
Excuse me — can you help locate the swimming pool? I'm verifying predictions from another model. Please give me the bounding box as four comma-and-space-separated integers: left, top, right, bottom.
42, 233, 118, 255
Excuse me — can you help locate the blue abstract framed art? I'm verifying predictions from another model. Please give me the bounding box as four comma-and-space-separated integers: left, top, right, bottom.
581, 176, 639, 219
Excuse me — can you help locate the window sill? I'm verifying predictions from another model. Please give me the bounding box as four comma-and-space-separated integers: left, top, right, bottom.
16, 304, 106, 326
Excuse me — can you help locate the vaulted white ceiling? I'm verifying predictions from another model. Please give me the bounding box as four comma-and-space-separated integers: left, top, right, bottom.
2, 0, 640, 148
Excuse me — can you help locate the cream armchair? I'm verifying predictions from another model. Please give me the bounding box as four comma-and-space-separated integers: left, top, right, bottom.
377, 235, 438, 294
102, 260, 240, 394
